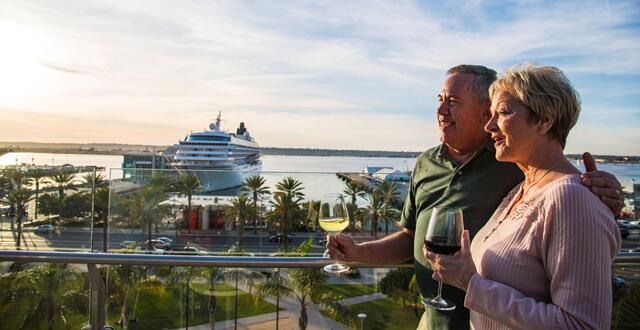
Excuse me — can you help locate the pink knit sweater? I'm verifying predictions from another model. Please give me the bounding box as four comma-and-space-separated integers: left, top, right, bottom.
465, 174, 620, 329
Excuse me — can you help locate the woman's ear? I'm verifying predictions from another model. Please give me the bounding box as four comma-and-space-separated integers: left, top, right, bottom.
537, 116, 554, 135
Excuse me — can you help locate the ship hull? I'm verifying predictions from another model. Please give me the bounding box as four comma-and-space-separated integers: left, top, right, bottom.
179, 164, 262, 192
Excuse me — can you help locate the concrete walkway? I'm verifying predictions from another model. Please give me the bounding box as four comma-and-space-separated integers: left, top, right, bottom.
339, 292, 387, 306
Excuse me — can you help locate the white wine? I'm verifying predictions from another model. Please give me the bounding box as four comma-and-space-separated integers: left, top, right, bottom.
319, 217, 349, 235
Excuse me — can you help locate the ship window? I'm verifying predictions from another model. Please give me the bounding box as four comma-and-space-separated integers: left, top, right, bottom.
187, 136, 230, 142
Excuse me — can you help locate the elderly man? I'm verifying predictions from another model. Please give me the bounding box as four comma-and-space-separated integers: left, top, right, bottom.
327, 64, 623, 329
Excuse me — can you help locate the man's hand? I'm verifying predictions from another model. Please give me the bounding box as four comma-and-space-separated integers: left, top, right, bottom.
326, 234, 361, 262
580, 152, 624, 216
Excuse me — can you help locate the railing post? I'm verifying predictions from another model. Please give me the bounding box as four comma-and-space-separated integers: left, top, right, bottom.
87, 264, 106, 330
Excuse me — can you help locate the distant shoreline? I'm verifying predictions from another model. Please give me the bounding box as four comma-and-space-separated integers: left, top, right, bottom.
1, 142, 639, 163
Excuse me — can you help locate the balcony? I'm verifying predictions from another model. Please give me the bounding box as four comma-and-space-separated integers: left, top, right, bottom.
1, 168, 639, 329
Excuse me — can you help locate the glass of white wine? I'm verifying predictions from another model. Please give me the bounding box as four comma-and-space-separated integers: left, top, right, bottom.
319, 195, 350, 274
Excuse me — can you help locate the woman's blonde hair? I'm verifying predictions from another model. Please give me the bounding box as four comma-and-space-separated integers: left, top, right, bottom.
489, 63, 581, 148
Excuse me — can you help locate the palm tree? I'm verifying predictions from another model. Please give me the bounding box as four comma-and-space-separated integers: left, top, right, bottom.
4, 184, 33, 249
49, 171, 76, 200
128, 185, 172, 250
224, 195, 257, 247
188, 267, 256, 330
343, 182, 366, 233
376, 181, 401, 236
49, 171, 76, 222
107, 264, 147, 330
82, 172, 106, 188
255, 240, 352, 330
268, 177, 305, 250
362, 191, 385, 239
175, 173, 200, 232
241, 175, 270, 234
28, 169, 49, 221
0, 264, 86, 330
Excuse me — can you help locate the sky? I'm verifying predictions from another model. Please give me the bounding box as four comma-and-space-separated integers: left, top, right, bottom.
0, 0, 639, 155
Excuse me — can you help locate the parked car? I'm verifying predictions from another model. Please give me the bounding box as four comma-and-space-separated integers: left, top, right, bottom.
156, 236, 174, 248
628, 247, 640, 253
143, 239, 171, 250
138, 245, 165, 254
119, 240, 138, 249
619, 226, 630, 239
34, 224, 55, 234
268, 232, 292, 243
182, 246, 207, 255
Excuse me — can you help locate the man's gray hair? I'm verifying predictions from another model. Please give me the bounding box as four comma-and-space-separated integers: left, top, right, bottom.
447, 65, 497, 104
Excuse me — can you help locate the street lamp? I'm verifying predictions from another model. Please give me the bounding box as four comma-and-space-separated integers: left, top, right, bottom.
357, 313, 367, 329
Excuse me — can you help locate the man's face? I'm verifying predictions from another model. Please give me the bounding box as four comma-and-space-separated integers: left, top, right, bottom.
437, 73, 491, 152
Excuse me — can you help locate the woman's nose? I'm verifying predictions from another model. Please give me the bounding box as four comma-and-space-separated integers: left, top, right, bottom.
484, 113, 497, 133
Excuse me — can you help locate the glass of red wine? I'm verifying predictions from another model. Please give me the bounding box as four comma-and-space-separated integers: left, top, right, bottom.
423, 207, 464, 311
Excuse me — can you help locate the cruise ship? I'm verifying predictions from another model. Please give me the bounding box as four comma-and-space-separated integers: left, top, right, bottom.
170, 112, 261, 192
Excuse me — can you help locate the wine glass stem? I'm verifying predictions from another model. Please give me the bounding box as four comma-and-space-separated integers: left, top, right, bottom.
436, 281, 443, 300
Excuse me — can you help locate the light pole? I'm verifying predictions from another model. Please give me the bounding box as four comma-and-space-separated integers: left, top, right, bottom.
357, 313, 367, 329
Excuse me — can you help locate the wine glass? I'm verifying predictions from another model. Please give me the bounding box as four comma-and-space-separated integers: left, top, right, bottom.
319, 195, 350, 274
423, 207, 464, 311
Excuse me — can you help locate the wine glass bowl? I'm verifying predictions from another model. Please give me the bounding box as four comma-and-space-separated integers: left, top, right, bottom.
319, 195, 350, 274
423, 207, 464, 311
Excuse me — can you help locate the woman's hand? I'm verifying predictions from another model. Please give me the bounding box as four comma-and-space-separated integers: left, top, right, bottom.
423, 230, 477, 292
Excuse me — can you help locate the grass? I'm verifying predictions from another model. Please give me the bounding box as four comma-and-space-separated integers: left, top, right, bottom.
321, 283, 379, 298
323, 297, 423, 330
105, 283, 277, 329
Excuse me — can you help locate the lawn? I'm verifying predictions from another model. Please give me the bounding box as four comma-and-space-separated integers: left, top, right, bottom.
321, 283, 379, 298
106, 283, 277, 329
323, 297, 423, 330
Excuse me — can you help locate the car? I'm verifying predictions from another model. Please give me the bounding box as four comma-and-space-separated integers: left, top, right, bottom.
143, 239, 171, 250
612, 275, 627, 289
34, 224, 55, 234
137, 246, 165, 254
182, 246, 207, 255
119, 240, 138, 249
156, 236, 174, 248
619, 227, 630, 239
268, 232, 292, 243
628, 247, 640, 253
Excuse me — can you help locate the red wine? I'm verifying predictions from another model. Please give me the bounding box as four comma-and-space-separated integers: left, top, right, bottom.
425, 240, 461, 255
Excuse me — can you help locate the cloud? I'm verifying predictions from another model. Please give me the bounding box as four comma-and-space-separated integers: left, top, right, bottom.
0, 0, 638, 154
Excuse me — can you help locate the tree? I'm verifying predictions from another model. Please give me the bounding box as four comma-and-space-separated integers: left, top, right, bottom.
175, 173, 200, 231
267, 177, 305, 250
241, 175, 270, 234
106, 264, 147, 330
82, 172, 107, 188
28, 169, 50, 220
255, 240, 352, 330
4, 184, 33, 249
342, 182, 366, 234
376, 181, 402, 236
128, 185, 172, 250
0, 264, 86, 330
49, 171, 77, 221
224, 195, 257, 247
362, 191, 385, 239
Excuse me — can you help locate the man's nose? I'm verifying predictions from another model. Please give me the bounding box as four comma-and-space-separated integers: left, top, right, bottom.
436, 101, 449, 115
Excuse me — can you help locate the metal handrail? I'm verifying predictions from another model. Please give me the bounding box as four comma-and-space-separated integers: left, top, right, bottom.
0, 250, 413, 268
0, 250, 638, 268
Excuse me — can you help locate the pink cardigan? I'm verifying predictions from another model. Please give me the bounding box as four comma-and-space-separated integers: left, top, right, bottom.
466, 175, 620, 329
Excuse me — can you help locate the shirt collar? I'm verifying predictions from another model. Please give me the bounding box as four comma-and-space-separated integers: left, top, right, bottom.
435, 139, 495, 160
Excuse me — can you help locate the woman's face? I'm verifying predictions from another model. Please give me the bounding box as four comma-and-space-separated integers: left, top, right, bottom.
484, 90, 540, 163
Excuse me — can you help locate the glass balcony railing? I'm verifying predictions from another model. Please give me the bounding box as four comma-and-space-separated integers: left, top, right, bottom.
1, 168, 639, 329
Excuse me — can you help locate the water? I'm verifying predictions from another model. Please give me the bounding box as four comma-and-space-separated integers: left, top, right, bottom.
2, 151, 640, 190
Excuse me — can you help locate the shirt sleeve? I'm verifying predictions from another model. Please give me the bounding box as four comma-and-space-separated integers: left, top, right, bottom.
399, 170, 417, 231
465, 181, 620, 329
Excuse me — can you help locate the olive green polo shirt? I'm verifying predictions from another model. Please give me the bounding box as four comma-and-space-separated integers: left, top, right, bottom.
400, 141, 523, 329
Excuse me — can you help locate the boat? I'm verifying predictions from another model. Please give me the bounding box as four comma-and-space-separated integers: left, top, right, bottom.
170, 112, 261, 191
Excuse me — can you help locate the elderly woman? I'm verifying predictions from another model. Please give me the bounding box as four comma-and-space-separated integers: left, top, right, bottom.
424, 64, 621, 329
